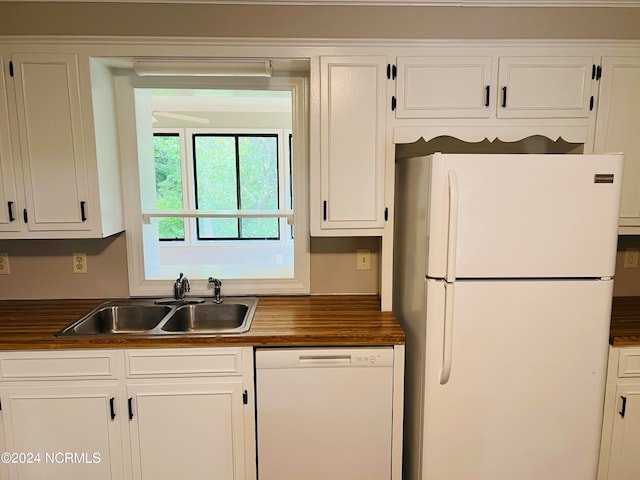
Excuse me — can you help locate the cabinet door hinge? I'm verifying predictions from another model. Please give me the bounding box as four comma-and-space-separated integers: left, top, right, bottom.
243, 390, 248, 405
386, 64, 396, 80
391, 96, 397, 111
8, 61, 13, 77
620, 395, 627, 418
590, 96, 595, 111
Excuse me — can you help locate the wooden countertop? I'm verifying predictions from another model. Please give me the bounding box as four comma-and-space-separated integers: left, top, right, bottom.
611, 296, 640, 347
0, 295, 405, 350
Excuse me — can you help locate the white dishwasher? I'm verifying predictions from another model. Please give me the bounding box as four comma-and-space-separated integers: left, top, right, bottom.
255, 347, 394, 480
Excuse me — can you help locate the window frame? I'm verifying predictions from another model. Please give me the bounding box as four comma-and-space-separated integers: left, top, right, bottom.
114, 72, 310, 297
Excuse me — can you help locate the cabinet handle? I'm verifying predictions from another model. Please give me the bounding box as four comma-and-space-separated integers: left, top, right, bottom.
7, 202, 15, 222
620, 395, 627, 418
23, 209, 28, 224
128, 397, 134, 420
485, 85, 490, 107
501, 86, 507, 108
80, 201, 87, 222
109, 397, 116, 420
323, 201, 327, 221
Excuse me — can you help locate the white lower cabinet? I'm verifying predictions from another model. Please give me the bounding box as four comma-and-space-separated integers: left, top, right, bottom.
599, 347, 640, 480
0, 384, 124, 480
608, 385, 640, 480
0, 347, 256, 480
128, 380, 249, 480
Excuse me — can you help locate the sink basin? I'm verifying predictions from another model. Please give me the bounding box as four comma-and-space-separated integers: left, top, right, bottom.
55, 297, 258, 336
57, 301, 172, 336
161, 298, 258, 334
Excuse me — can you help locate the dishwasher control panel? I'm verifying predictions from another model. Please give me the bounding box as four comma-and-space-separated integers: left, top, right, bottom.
256, 347, 395, 368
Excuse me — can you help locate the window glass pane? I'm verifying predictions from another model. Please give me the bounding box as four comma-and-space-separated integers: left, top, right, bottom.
153, 134, 184, 240
194, 135, 238, 239
238, 135, 279, 239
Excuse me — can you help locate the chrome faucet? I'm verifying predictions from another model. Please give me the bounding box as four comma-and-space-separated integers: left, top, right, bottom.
174, 273, 190, 301
208, 277, 223, 304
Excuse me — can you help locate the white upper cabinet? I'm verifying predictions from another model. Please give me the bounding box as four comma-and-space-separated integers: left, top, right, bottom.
497, 56, 594, 118
11, 53, 91, 233
394, 53, 595, 121
395, 56, 493, 119
593, 57, 640, 233
0, 55, 19, 233
1, 52, 123, 238
314, 55, 388, 234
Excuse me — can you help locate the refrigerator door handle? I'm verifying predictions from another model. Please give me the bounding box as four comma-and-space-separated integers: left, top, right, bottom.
439, 282, 455, 385
446, 170, 459, 282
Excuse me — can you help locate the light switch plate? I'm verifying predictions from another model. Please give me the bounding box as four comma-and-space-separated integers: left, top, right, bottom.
356, 249, 371, 271
0, 252, 9, 275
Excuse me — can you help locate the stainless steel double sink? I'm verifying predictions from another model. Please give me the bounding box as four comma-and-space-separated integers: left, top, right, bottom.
55, 297, 258, 337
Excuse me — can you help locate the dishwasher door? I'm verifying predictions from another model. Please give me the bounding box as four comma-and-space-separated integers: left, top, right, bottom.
255, 347, 394, 480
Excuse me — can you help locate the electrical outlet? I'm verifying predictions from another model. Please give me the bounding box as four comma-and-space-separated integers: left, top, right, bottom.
0, 252, 9, 275
356, 249, 371, 271
624, 248, 639, 269
72, 253, 87, 274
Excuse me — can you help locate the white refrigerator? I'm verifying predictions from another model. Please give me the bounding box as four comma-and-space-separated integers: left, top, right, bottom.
393, 152, 623, 480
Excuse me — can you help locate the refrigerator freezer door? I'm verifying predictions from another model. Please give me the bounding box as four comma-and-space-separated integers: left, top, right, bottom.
422, 278, 612, 480
424, 153, 623, 279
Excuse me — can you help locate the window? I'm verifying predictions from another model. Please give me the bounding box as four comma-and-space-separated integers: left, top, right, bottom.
152, 129, 292, 243
192, 133, 280, 240
154, 133, 185, 241
113, 71, 310, 297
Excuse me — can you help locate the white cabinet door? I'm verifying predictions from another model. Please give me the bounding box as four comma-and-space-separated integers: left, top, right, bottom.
128, 380, 249, 480
10, 53, 91, 232
395, 56, 493, 118
594, 57, 640, 231
607, 385, 640, 480
497, 56, 594, 118
0, 384, 125, 480
318, 56, 387, 232
0, 55, 20, 233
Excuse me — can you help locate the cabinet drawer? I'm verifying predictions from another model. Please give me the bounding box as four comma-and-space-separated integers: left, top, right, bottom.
0, 350, 119, 380
618, 348, 640, 377
125, 347, 244, 378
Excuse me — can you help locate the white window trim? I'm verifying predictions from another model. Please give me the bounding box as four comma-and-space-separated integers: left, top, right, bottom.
114, 71, 310, 297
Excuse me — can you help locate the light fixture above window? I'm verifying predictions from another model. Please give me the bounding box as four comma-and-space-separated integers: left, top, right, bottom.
133, 59, 273, 77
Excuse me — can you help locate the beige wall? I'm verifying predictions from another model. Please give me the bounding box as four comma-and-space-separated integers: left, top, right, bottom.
1, 3, 640, 299
1, 4, 640, 39
0, 234, 380, 299
614, 236, 640, 297
2, 233, 637, 299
